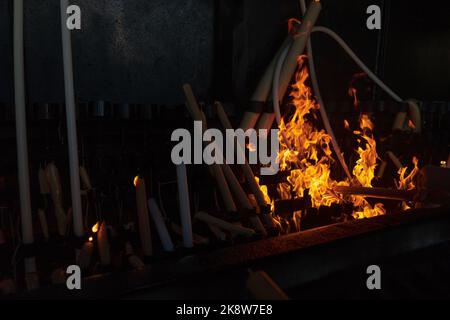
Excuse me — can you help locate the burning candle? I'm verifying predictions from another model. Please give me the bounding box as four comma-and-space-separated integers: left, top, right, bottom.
147, 198, 174, 252
176, 164, 193, 248
135, 177, 153, 256
77, 238, 94, 270
60, 0, 84, 238
13, 0, 38, 287
278, 0, 322, 100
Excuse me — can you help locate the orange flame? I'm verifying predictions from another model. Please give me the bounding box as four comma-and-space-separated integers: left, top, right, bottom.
396, 157, 419, 191
257, 56, 387, 222
91, 222, 100, 233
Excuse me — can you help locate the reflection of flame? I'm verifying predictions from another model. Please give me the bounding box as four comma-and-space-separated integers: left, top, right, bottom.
257, 56, 386, 221
407, 120, 416, 130
91, 222, 100, 233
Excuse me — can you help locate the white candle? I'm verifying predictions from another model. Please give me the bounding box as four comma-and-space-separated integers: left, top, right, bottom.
135, 177, 153, 256
13, 0, 36, 279
176, 164, 194, 248
60, 0, 84, 237
278, 1, 322, 100
147, 198, 174, 252
215, 101, 268, 207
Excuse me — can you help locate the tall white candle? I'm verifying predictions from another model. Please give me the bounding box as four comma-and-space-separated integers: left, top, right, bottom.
13, 0, 35, 274
14, 1, 39, 288
176, 164, 194, 248
147, 198, 174, 252
60, 0, 84, 237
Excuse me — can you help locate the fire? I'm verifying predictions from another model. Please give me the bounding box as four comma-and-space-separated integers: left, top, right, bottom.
257, 56, 387, 223
88, 236, 93, 242
133, 175, 139, 187
396, 157, 419, 191
352, 114, 378, 187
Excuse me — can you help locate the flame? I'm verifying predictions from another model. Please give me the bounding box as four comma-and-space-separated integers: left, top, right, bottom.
352, 114, 378, 187
91, 222, 100, 233
396, 157, 419, 191
257, 56, 386, 221
88, 236, 93, 242
407, 120, 416, 130
133, 175, 139, 187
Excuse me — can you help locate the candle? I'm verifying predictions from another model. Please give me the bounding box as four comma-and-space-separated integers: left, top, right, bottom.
135, 177, 153, 256
175, 164, 193, 248
97, 222, 111, 266
278, 1, 321, 100
147, 198, 175, 252
215, 102, 268, 207
125, 242, 145, 270
195, 212, 255, 237
13, 0, 37, 283
60, 0, 84, 238
79, 166, 93, 191
170, 223, 210, 245
182, 85, 237, 213
239, 34, 295, 131
45, 163, 67, 236
77, 239, 94, 270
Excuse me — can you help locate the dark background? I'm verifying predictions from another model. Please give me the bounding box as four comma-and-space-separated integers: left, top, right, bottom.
0, 0, 449, 105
